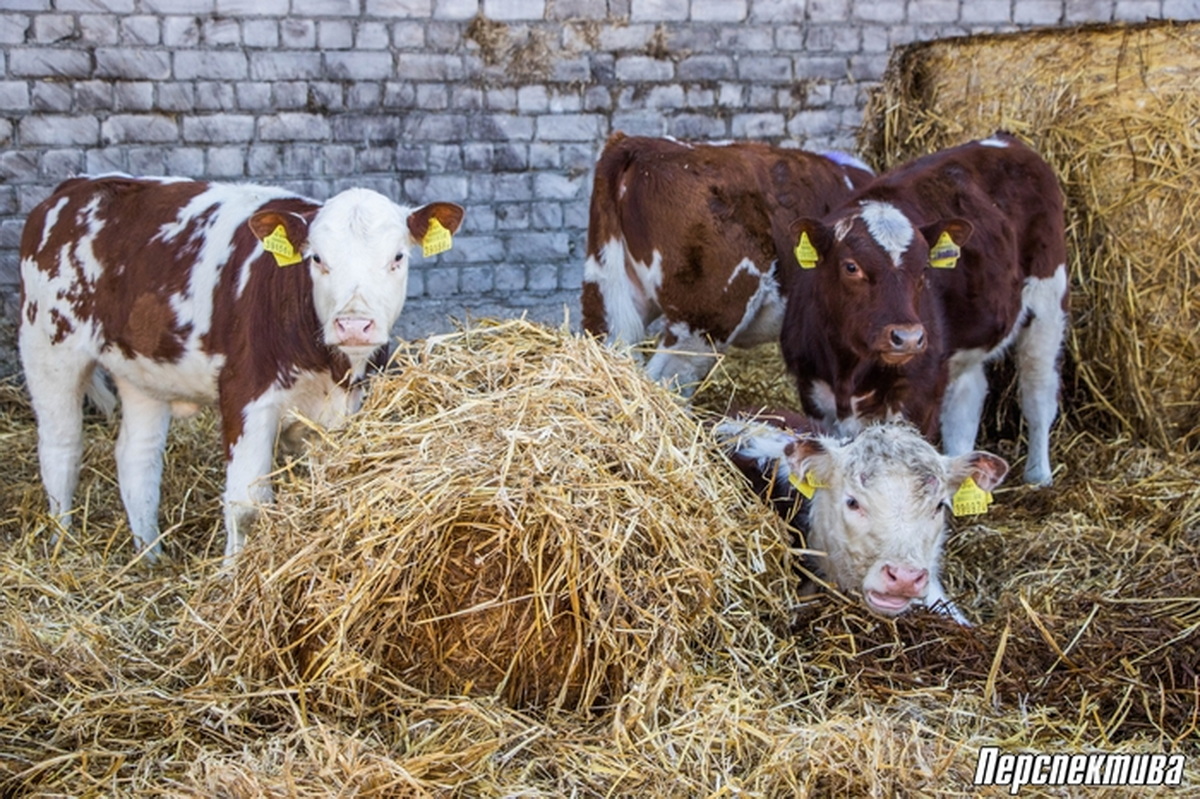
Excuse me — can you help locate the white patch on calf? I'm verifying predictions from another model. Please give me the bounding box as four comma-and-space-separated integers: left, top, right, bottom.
645, 321, 714, 396
1014, 264, 1068, 484
940, 264, 1067, 484
583, 237, 659, 349
725, 260, 785, 348
979, 136, 1010, 148
859, 200, 914, 267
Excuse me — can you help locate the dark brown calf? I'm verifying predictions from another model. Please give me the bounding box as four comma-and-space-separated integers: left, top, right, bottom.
782, 132, 1068, 484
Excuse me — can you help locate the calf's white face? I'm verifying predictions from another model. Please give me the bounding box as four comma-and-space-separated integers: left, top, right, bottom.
784, 424, 1008, 619
250, 189, 464, 369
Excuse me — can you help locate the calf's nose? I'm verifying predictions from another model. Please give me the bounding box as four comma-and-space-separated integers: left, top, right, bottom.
882, 564, 929, 598
885, 323, 926, 354
334, 317, 376, 346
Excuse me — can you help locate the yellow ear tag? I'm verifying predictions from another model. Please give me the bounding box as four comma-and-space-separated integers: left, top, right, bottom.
928, 231, 961, 269
951, 476, 993, 517
262, 224, 302, 267
422, 217, 453, 257
787, 470, 827, 500
795, 231, 820, 269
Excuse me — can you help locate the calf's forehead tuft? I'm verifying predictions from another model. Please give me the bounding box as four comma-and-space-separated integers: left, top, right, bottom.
311, 188, 407, 241
839, 424, 947, 485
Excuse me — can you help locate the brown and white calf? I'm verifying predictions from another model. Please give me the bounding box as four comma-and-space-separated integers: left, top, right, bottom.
19, 174, 463, 561
582, 133, 873, 393
783, 132, 1068, 484
718, 417, 1008, 623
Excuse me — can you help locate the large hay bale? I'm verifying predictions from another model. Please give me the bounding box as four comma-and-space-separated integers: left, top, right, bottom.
183, 320, 796, 715
860, 20, 1200, 450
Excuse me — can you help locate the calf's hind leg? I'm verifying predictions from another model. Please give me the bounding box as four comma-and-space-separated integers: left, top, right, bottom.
20, 342, 94, 535
1015, 265, 1069, 486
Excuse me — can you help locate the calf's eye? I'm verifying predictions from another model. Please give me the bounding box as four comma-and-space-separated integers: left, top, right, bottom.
845, 496, 860, 511
843, 260, 859, 275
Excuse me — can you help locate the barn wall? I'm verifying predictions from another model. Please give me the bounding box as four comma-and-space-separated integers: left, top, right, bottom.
2, 0, 1199, 366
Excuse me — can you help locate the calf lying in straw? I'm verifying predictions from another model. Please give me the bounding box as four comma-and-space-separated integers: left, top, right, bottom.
717, 416, 1008, 624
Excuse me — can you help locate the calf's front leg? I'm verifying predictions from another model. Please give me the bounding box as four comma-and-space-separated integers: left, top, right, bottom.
221, 395, 281, 562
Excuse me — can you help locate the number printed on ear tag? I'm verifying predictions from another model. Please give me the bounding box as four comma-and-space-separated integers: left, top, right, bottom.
423, 218, 453, 257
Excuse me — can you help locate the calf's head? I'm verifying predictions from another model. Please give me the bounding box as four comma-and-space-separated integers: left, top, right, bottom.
793, 202, 972, 366
249, 189, 464, 366
785, 424, 1007, 618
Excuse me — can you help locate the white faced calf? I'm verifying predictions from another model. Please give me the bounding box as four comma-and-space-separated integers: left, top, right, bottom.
721, 420, 1008, 623
19, 175, 464, 562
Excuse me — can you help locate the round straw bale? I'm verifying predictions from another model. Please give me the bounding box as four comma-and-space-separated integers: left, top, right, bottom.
859, 20, 1200, 450
183, 320, 796, 715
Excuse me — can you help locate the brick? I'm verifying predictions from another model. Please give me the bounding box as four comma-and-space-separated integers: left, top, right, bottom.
748, 0, 802, 20
292, 0, 357, 12
20, 115, 100, 146
471, 113, 534, 141
738, 56, 793, 83
258, 113, 332, 141
367, 0, 433, 15
102, 114, 178, 144
524, 261, 560, 291
667, 114, 727, 139
141, 0, 215, 11
249, 52, 321, 80
59, 0, 136, 11
10, 49, 92, 79
357, 22, 390, 49
120, 16, 161, 45
319, 20, 354, 49
395, 53, 463, 80
907, 0, 960, 22
217, 0, 289, 11
435, 0, 480, 20
280, 18, 316, 48
692, 0, 747, 22
1113, 0, 1161, 21
332, 114, 406, 143
678, 55, 735, 81
732, 112, 785, 138
34, 15, 76, 43
496, 203, 530, 230
483, 0, 546, 20
0, 82, 29, 111
195, 81, 237, 110
162, 16, 200, 47
630, 0, 688, 21
0, 151, 38, 183
1063, 0, 1113, 22
537, 113, 602, 141
78, 15, 119, 45
1014, 0, 1064, 24
808, 0, 851, 21
174, 50, 248, 80
96, 48, 171, 80
203, 17, 240, 46
242, 19, 278, 47
533, 172, 583, 200
207, 146, 247, 177
182, 113, 254, 143
615, 55, 674, 82
74, 80, 114, 111
0, 17, 30, 45
31, 82, 72, 112
1163, 0, 1200, 17
115, 82, 154, 111
127, 147, 165, 176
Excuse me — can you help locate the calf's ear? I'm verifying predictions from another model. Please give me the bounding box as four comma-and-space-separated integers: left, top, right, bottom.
947, 451, 1009, 493
248, 210, 311, 251
788, 218, 833, 269
408, 202, 466, 240
784, 436, 833, 485
920, 218, 974, 248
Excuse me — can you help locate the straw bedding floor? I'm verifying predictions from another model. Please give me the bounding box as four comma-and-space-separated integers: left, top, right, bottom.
1, 320, 1196, 797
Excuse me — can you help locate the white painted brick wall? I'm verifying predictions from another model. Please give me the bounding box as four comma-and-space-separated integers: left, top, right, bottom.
0, 0, 1196, 346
